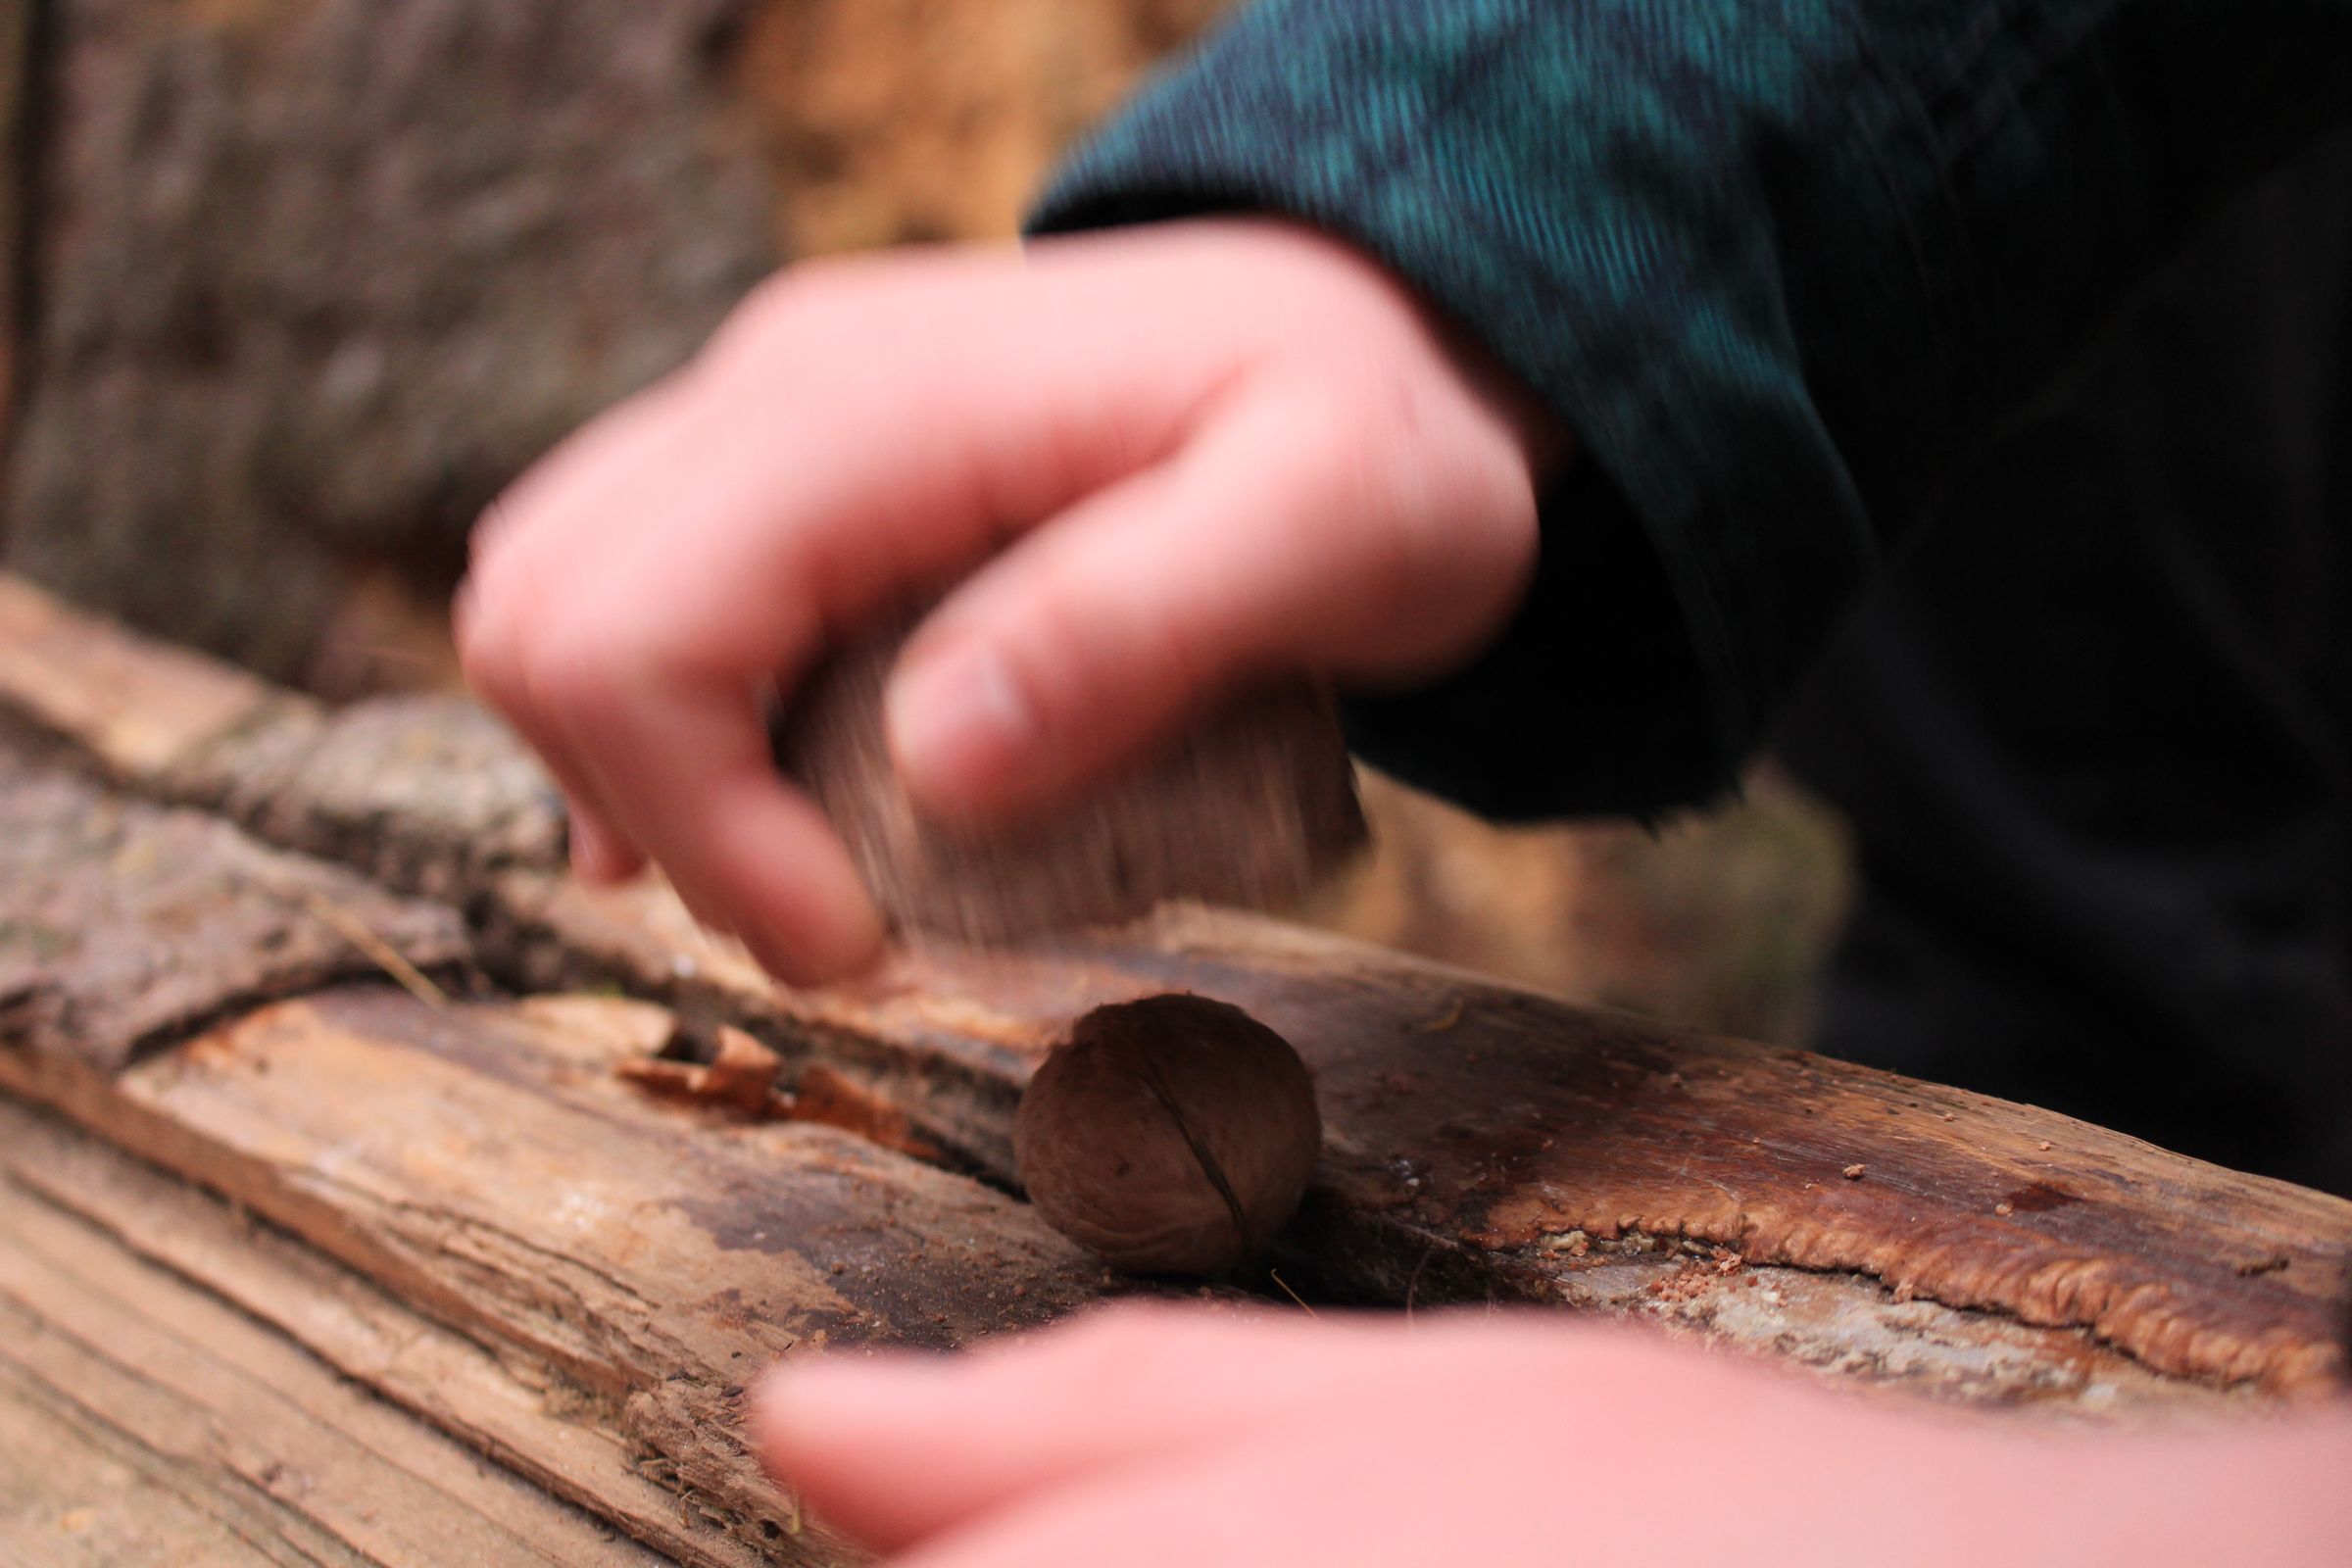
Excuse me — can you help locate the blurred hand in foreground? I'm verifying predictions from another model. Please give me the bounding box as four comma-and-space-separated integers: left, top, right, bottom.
754, 1303, 2352, 1568
456, 220, 1554, 982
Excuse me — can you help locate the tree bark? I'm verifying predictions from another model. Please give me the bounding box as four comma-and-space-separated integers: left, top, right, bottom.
1, 0, 779, 681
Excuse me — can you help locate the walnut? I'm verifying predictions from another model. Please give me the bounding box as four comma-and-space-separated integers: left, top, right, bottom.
1013, 995, 1321, 1276
772, 608, 1366, 944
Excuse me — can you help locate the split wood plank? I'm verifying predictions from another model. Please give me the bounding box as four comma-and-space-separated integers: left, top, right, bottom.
0, 730, 1190, 1562
0, 1145, 673, 1568
805, 923, 2352, 1393
3, 571, 2347, 1405
0, 1359, 341, 1568
520, 884, 2349, 1398
0, 746, 1205, 1559
0, 572, 299, 779
0, 1096, 765, 1568
0, 983, 1163, 1565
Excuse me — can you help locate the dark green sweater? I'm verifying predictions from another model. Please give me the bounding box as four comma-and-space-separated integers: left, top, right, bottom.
1030, 0, 2352, 821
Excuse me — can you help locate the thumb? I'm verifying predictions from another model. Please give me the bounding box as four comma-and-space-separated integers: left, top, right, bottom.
883, 383, 1535, 823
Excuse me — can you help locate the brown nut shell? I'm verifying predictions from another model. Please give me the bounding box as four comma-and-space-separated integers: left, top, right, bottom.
772, 606, 1367, 944
1014, 995, 1321, 1276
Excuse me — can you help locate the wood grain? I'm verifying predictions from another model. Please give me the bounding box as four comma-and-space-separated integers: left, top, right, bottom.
0, 1123, 672, 1568
805, 917, 2352, 1392
0, 966, 1203, 1562
3, 571, 2346, 1425
0, 1358, 353, 1568
0, 1098, 767, 1568
470, 848, 2352, 1399
0, 573, 296, 779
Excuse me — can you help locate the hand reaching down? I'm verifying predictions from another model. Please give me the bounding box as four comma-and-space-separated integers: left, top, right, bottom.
457, 220, 1556, 983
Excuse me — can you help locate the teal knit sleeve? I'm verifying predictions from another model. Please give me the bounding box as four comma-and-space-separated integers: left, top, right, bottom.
1029, 0, 2352, 819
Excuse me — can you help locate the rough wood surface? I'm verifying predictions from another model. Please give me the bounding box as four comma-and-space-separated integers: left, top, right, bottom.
0, 747, 469, 1073
0, 979, 1197, 1564
2, 572, 2347, 1515
0, 1098, 758, 1568
184, 693, 568, 896
0, 578, 565, 893
808, 921, 2352, 1392
475, 866, 2351, 1400
484, 871, 1030, 1180
0, 573, 297, 779
0, 1135, 671, 1568
0, 734, 1220, 1565
0, 1367, 318, 1568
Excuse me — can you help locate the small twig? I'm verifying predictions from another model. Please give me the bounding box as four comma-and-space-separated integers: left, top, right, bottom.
1267, 1268, 1319, 1319
1402, 1243, 1438, 1331
1416, 994, 1467, 1033
616, 1026, 785, 1118
302, 891, 448, 1008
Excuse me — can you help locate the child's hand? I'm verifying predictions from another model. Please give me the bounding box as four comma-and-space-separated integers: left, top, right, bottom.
754, 1304, 2352, 1567
456, 220, 1553, 982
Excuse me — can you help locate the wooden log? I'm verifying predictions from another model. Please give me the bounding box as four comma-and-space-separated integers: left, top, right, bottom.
807, 921, 2352, 1393
183, 693, 567, 898
0, 725, 1218, 1559
0, 575, 564, 892
0, 1098, 757, 1568
0, 573, 298, 781
0, 975, 1193, 1564
0, 1134, 672, 1568
508, 876, 2345, 1396
2, 571, 2347, 1423
0, 975, 1181, 1564
0, 1355, 379, 1568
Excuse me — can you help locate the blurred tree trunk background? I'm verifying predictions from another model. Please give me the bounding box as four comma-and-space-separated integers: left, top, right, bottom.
1, 0, 782, 688
0, 0, 1848, 1043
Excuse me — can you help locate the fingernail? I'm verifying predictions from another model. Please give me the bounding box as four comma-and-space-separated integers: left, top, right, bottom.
734, 851, 887, 989
745, 908, 882, 991
886, 640, 1035, 805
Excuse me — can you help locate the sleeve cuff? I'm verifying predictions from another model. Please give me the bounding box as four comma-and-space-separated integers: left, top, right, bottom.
1026, 0, 1885, 818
